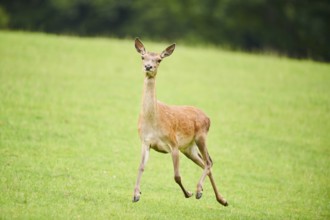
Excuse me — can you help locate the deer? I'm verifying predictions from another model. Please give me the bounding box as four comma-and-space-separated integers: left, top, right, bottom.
132, 38, 228, 206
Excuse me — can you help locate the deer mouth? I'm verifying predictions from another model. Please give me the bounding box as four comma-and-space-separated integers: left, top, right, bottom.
145, 71, 156, 78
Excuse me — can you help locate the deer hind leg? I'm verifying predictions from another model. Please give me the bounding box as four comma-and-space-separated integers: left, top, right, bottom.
182, 144, 205, 169
195, 135, 228, 206
171, 148, 193, 198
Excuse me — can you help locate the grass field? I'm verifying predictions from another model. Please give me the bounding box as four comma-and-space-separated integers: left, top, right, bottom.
0, 31, 329, 219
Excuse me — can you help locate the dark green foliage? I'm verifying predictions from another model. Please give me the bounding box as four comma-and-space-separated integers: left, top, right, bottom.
1, 0, 329, 61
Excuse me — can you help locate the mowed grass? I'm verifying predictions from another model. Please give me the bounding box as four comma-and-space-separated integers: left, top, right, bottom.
0, 31, 329, 219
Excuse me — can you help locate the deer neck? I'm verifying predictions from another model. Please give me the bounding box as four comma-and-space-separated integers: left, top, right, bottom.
141, 77, 158, 122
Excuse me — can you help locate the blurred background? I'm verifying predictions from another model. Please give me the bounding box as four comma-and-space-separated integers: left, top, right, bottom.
0, 0, 329, 61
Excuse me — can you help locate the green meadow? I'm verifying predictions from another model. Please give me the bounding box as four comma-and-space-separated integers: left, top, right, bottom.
0, 31, 329, 219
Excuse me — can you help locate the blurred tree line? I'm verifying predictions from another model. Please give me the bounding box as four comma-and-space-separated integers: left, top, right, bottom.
0, 0, 329, 61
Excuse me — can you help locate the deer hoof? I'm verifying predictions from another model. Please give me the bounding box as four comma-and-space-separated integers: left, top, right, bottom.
196, 192, 203, 199
132, 195, 140, 202
217, 198, 228, 206
185, 191, 193, 198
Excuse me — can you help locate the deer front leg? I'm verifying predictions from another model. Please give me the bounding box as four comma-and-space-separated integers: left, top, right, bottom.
171, 148, 193, 198
133, 143, 150, 202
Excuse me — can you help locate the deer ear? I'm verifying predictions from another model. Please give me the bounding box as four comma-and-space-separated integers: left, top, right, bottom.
135, 38, 146, 55
161, 43, 176, 58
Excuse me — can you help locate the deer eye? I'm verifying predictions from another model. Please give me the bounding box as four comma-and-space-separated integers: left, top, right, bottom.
157, 59, 162, 63
141, 57, 144, 60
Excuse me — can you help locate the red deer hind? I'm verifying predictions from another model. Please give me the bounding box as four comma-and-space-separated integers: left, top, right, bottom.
132, 38, 228, 206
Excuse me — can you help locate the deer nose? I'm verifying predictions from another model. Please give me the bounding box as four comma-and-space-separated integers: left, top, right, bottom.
145, 65, 152, 71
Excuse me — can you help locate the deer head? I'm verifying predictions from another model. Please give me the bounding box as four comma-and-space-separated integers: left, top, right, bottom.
135, 38, 176, 78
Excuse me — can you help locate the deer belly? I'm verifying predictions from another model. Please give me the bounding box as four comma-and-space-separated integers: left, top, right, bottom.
151, 143, 172, 153
143, 134, 172, 154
